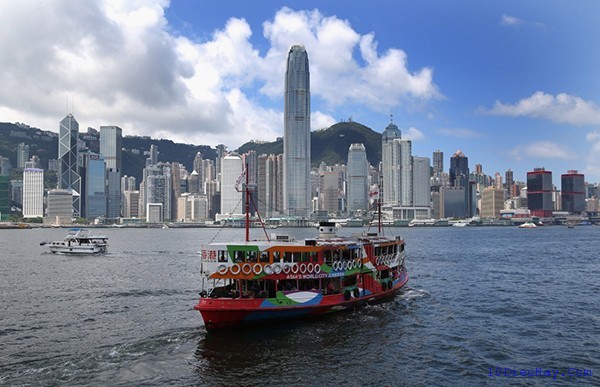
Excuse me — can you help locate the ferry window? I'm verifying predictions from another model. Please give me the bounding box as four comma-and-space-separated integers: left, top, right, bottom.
301, 252, 309, 262
309, 251, 318, 262
323, 250, 332, 265
234, 250, 245, 262
375, 247, 381, 256
273, 251, 280, 262
260, 252, 269, 263
218, 250, 227, 262
248, 251, 258, 262
294, 252, 303, 262
400, 244, 404, 252
342, 249, 350, 261
284, 252, 292, 262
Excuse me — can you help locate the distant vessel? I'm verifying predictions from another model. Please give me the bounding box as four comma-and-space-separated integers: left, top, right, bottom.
518, 222, 537, 229
42, 228, 108, 254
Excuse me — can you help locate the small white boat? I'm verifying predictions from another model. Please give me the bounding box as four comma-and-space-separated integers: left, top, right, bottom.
518, 222, 537, 229
43, 228, 108, 254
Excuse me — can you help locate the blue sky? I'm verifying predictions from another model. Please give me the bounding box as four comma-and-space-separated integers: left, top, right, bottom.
1, 1, 599, 184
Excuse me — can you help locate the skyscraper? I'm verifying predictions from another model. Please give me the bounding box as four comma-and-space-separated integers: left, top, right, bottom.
100, 126, 123, 219
449, 150, 469, 188
381, 121, 402, 205
346, 143, 369, 212
432, 149, 443, 176
412, 156, 431, 207
99, 126, 122, 171
284, 45, 311, 217
561, 170, 585, 213
85, 154, 106, 220
527, 167, 553, 218
58, 113, 81, 217
220, 155, 243, 216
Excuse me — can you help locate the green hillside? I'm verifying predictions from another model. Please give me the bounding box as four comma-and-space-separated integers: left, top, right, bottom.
238, 121, 382, 167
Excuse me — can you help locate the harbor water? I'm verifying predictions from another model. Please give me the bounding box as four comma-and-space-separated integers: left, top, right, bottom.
1, 225, 598, 385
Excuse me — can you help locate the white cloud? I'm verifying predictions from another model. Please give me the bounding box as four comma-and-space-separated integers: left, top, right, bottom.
500, 15, 524, 26
0, 2, 440, 149
486, 92, 600, 126
311, 111, 337, 130
404, 127, 425, 141
509, 141, 574, 162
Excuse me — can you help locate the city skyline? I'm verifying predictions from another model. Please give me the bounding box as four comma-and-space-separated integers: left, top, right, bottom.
0, 1, 598, 182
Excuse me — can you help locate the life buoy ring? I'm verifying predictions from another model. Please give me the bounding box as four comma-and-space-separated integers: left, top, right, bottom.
291, 263, 299, 274
333, 261, 339, 271
355, 258, 361, 268
300, 263, 307, 274
307, 262, 314, 273
273, 263, 282, 274
253, 263, 262, 275
264, 264, 273, 275
353, 288, 360, 298
230, 264, 241, 275
314, 264, 321, 274
242, 263, 252, 275
283, 264, 291, 274
344, 290, 351, 301
376, 256, 381, 265
217, 265, 228, 275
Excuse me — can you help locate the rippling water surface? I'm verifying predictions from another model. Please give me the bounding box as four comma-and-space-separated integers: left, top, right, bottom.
1, 226, 598, 385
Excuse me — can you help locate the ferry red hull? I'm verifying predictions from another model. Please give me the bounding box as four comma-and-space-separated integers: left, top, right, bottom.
195, 268, 408, 331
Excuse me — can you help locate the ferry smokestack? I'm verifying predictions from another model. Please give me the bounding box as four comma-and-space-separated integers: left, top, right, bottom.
318, 221, 337, 238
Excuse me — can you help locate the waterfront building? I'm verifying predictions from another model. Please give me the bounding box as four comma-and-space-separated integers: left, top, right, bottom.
219, 154, 243, 217
527, 168, 553, 217
46, 189, 73, 225
0, 176, 10, 221
283, 45, 311, 218
193, 152, 204, 187
440, 186, 467, 218
413, 156, 431, 208
146, 203, 163, 223
58, 113, 81, 217
346, 143, 369, 213
22, 168, 44, 218
17, 143, 30, 169
145, 163, 172, 221
481, 187, 505, 218
561, 170, 585, 214
177, 193, 208, 222
123, 190, 140, 218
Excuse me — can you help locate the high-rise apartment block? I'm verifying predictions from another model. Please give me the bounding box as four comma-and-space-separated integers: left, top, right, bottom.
22, 168, 44, 218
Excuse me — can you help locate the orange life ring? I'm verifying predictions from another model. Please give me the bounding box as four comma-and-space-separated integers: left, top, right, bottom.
242, 263, 252, 275
230, 264, 241, 275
